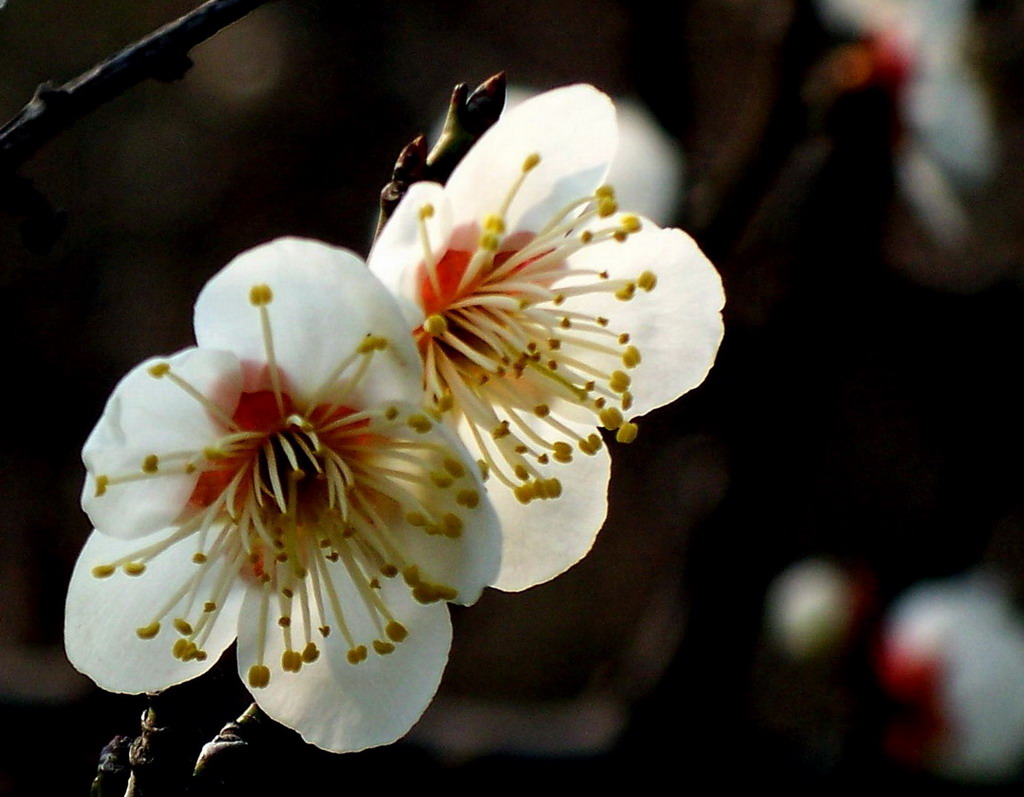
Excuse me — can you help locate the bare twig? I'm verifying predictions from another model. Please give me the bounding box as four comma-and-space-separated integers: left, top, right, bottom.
0, 0, 276, 251
375, 72, 506, 237
0, 0, 275, 171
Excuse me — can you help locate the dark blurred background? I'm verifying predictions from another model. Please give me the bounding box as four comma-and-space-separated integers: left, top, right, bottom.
4, 0, 1024, 792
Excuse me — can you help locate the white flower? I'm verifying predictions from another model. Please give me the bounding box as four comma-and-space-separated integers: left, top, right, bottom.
64, 238, 501, 753
369, 85, 724, 591
815, 0, 995, 247
880, 573, 1024, 783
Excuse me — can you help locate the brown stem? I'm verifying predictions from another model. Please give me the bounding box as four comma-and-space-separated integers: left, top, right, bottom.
0, 0, 276, 172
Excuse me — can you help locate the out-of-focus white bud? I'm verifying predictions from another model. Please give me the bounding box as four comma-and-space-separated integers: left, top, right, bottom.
765, 558, 860, 660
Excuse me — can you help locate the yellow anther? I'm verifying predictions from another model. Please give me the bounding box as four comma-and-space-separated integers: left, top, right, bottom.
141, 454, 159, 473
637, 270, 657, 291
479, 232, 500, 251
357, 335, 389, 354
613, 231, 627, 243
492, 421, 511, 440
369, 577, 381, 589
596, 317, 609, 327
278, 616, 291, 628
385, 406, 399, 421
598, 195, 618, 217
477, 460, 490, 481
173, 618, 193, 636
135, 622, 160, 640
542, 478, 562, 499
616, 422, 639, 444
443, 457, 466, 478
179, 641, 200, 661
456, 488, 480, 508
621, 391, 634, 411
424, 314, 448, 336
380, 563, 399, 578
203, 601, 217, 613
192, 552, 207, 564
620, 214, 642, 233
514, 482, 537, 504
172, 638, 190, 659
419, 204, 435, 220
534, 404, 550, 417
282, 650, 303, 672
599, 407, 624, 430
386, 621, 408, 642
403, 564, 422, 587
610, 370, 632, 392
407, 413, 433, 433
431, 470, 454, 488
248, 665, 271, 688
347, 646, 368, 664
484, 214, 506, 233
203, 446, 227, 460
548, 338, 561, 350
618, 333, 631, 344
249, 284, 273, 306
578, 434, 603, 455
615, 283, 637, 301
552, 442, 573, 463
319, 625, 331, 637
147, 362, 170, 378
522, 153, 541, 171
412, 582, 440, 602
405, 511, 427, 527
436, 393, 454, 413
553, 294, 565, 306
91, 563, 115, 579
94, 475, 109, 497
194, 650, 208, 662
580, 230, 593, 244
594, 397, 607, 409
373, 640, 396, 655
442, 513, 463, 538
122, 562, 146, 576
595, 184, 615, 199
622, 346, 642, 368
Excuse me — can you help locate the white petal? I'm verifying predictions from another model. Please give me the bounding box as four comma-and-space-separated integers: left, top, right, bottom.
387, 420, 501, 605
236, 573, 452, 752
82, 348, 242, 540
194, 237, 422, 408
556, 223, 724, 418
368, 182, 453, 325
459, 414, 611, 592
445, 85, 617, 241
65, 529, 244, 693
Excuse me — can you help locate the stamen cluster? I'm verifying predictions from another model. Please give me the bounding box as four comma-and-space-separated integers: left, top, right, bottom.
414, 158, 654, 503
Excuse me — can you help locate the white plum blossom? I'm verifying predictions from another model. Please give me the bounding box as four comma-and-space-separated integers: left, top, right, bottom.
64, 238, 501, 753
815, 0, 995, 248
880, 572, 1024, 783
369, 85, 724, 591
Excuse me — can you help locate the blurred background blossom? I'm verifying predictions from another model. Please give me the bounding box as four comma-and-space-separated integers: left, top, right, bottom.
4, 0, 1024, 792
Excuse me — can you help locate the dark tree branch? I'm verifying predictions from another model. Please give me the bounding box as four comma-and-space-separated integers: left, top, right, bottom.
0, 0, 276, 251
0, 0, 275, 172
